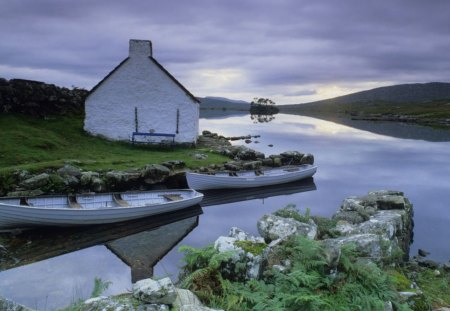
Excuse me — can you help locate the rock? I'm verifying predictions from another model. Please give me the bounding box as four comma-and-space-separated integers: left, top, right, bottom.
333, 210, 367, 224
141, 164, 171, 184
269, 155, 282, 167
137, 304, 169, 311
173, 289, 203, 309
224, 162, 241, 171
260, 237, 295, 273
12, 169, 31, 182
7, 189, 44, 197
242, 161, 262, 170
133, 278, 177, 305
62, 175, 79, 188
366, 191, 407, 210
20, 173, 50, 190
414, 256, 440, 269
91, 177, 105, 192
257, 214, 317, 243
262, 158, 274, 166
280, 151, 304, 164
268, 144, 273, 147
173, 288, 222, 311
418, 249, 430, 257
322, 234, 390, 262
0, 296, 35, 311
213, 228, 265, 280
384, 301, 393, 311
300, 153, 314, 165
80, 171, 99, 187
443, 262, 450, 271
57, 164, 82, 178
353, 210, 406, 240
245, 139, 252, 144
229, 227, 265, 243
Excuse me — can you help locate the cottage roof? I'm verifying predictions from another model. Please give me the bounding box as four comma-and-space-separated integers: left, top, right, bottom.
87, 42, 200, 104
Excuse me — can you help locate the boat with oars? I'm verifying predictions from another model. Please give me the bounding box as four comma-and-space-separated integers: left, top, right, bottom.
186, 164, 317, 190
0, 189, 203, 229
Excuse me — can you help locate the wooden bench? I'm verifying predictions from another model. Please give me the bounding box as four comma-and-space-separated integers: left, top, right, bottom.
131, 132, 175, 146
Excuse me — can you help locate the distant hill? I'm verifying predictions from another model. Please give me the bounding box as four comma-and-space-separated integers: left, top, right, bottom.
281, 82, 450, 111
279, 82, 450, 131
197, 96, 250, 110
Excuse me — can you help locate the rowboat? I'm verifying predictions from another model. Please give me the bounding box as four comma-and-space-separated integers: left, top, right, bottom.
0, 189, 203, 229
186, 164, 317, 190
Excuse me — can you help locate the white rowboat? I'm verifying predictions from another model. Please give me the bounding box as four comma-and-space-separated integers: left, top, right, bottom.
186, 164, 317, 190
0, 189, 203, 229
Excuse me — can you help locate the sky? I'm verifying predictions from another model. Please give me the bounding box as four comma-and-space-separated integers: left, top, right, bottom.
1, 0, 450, 104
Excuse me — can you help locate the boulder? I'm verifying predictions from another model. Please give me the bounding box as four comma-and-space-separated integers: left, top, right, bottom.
242, 161, 262, 170
83, 296, 143, 311
132, 278, 177, 305
213, 228, 266, 280
80, 171, 99, 187
173, 288, 223, 311
257, 214, 317, 243
333, 190, 414, 259
280, 151, 304, 164
62, 175, 79, 188
140, 164, 171, 184
19, 173, 50, 190
0, 296, 34, 311
322, 233, 398, 263
57, 164, 82, 178
300, 153, 314, 165
269, 155, 282, 167
91, 177, 105, 192
224, 162, 241, 171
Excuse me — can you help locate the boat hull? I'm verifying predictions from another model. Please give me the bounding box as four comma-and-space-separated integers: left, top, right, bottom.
186, 165, 317, 190
0, 190, 203, 229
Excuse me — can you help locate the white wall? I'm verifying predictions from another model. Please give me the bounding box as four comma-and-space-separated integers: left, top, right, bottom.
84, 41, 199, 143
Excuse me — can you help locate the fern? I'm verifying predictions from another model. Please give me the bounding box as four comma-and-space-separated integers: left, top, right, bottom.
178, 223, 412, 311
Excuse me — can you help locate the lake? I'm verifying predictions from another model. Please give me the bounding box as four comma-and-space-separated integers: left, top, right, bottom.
1, 112, 450, 310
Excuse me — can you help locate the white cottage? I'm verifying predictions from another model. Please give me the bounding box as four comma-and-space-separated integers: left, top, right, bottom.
84, 39, 200, 144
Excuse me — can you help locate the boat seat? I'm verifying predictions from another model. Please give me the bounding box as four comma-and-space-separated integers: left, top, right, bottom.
68, 196, 82, 209
113, 194, 130, 207
162, 194, 183, 201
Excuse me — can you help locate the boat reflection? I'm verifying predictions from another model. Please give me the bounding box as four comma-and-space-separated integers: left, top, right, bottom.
200, 177, 316, 207
0, 205, 202, 282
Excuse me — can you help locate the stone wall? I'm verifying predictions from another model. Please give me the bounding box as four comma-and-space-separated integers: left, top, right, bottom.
0, 78, 87, 116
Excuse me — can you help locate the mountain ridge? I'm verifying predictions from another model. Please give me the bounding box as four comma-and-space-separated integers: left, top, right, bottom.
282, 82, 450, 109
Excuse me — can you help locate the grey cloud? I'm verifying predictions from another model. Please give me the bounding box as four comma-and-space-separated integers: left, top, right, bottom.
1, 0, 450, 98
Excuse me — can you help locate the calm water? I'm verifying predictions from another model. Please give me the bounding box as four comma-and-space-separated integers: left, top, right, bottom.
1, 113, 450, 310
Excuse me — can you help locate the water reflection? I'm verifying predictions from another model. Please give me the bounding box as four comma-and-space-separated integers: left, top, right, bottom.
2, 112, 450, 309
201, 178, 316, 207
0, 206, 202, 309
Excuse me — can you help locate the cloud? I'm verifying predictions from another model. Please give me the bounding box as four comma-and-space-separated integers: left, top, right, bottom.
1, 0, 450, 102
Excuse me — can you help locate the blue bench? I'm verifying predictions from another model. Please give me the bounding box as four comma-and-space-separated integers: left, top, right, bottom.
132, 132, 176, 145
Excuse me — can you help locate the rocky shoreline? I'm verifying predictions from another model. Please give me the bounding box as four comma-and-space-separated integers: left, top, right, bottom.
2, 190, 448, 310
0, 131, 314, 197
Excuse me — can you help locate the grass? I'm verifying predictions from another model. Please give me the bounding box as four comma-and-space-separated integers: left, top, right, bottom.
0, 114, 230, 174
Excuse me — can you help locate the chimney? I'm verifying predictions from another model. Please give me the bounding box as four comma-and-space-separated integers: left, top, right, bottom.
129, 39, 152, 58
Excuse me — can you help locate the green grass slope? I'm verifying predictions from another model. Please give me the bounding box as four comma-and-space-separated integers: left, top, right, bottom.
0, 114, 228, 173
